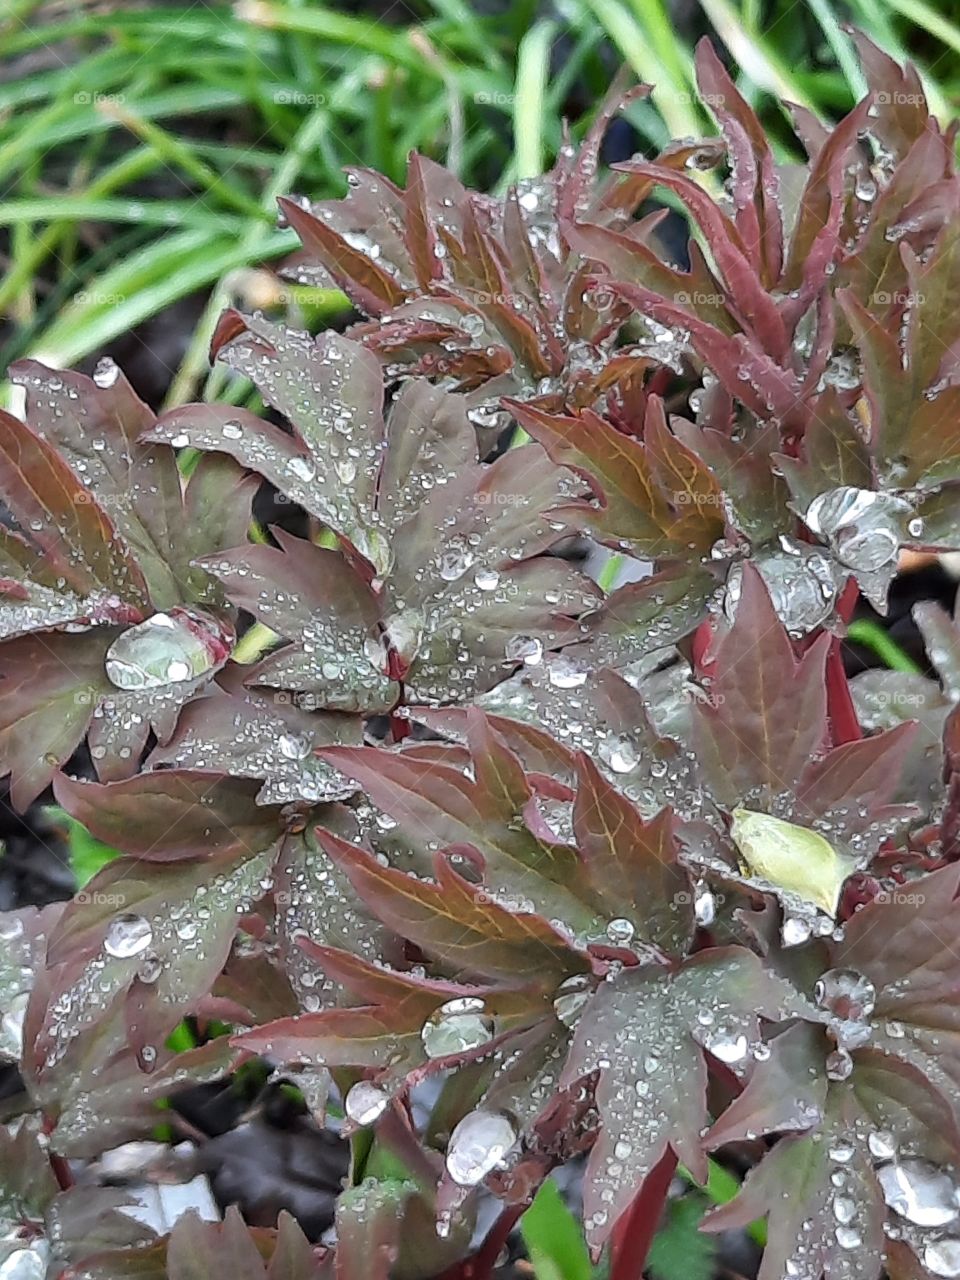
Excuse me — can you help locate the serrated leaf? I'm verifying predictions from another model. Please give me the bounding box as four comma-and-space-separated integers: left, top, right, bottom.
572, 752, 693, 953
148, 666, 361, 804
692, 562, 831, 806
321, 714, 603, 938
561, 947, 815, 1251
706, 1084, 884, 1280
316, 827, 588, 984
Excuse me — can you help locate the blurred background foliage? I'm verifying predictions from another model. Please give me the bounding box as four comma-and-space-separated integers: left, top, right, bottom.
2, 0, 960, 409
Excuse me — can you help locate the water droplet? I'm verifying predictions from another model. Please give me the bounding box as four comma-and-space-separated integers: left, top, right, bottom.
835, 1225, 861, 1250
826, 1048, 853, 1080
105, 609, 228, 691
421, 997, 494, 1059
598, 733, 639, 774
547, 656, 588, 689
505, 635, 544, 667
868, 1129, 897, 1161
694, 882, 716, 926
706, 1025, 749, 1064
445, 1110, 517, 1186
606, 917, 635, 945
804, 487, 910, 573
103, 913, 153, 959
278, 732, 311, 761
221, 421, 244, 440
553, 974, 592, 1028
474, 567, 500, 591
877, 1161, 959, 1226
286, 455, 317, 482
137, 952, 162, 983
93, 356, 120, 388
925, 1239, 960, 1277
782, 916, 812, 946
345, 1080, 389, 1127
833, 1195, 856, 1224
439, 547, 474, 582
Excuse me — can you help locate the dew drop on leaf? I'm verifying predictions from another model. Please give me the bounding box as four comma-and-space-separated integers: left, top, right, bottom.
825, 1048, 853, 1080
344, 1080, 389, 1127
504, 635, 544, 667
286, 455, 317, 482
546, 656, 588, 689
278, 732, 312, 761
445, 1109, 517, 1187
103, 913, 153, 959
835, 1226, 862, 1250
694, 881, 716, 926
137, 952, 162, 984
804, 486, 910, 573
105, 609, 228, 691
782, 916, 812, 946
605, 917, 635, 945
92, 356, 120, 388
553, 974, 592, 1028
704, 1024, 749, 1064
925, 1239, 960, 1277
877, 1160, 959, 1226
598, 733, 639, 773
421, 997, 494, 1059
868, 1129, 897, 1161
474, 568, 500, 591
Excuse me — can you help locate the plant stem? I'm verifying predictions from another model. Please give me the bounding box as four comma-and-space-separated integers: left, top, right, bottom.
846, 619, 922, 674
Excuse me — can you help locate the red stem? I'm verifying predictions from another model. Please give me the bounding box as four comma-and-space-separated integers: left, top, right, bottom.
609, 1149, 677, 1280
825, 578, 862, 745
438, 1203, 526, 1280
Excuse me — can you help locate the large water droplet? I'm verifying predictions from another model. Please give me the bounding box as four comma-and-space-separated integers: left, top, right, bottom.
925, 1239, 960, 1277
278, 732, 311, 761
103, 913, 153, 959
705, 1023, 749, 1064
439, 546, 474, 582
445, 1109, 517, 1186
286, 455, 317, 482
93, 356, 121, 388
105, 608, 228, 691
606, 917, 635, 945
474, 567, 500, 591
804, 487, 911, 573
345, 1080, 389, 1127
877, 1160, 959, 1226
553, 974, 592, 1028
816, 967, 875, 1049
505, 635, 544, 667
598, 733, 639, 774
0, 1246, 48, 1280
421, 997, 494, 1059
546, 656, 588, 689
868, 1129, 897, 1161
724, 541, 838, 636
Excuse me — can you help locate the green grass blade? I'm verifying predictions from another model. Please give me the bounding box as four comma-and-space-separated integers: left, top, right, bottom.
522, 1178, 593, 1280
515, 19, 557, 178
